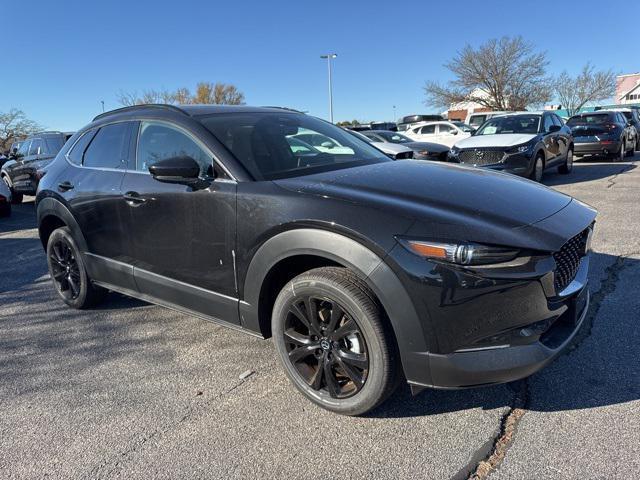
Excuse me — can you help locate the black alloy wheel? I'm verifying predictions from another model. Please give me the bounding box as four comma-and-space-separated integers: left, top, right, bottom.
283, 295, 369, 399
49, 238, 82, 301
46, 227, 105, 308
272, 267, 398, 415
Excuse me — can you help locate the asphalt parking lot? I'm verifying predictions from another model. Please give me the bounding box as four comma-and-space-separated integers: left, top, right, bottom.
1, 157, 639, 479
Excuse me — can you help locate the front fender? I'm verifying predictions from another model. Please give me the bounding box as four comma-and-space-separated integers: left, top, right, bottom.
240, 228, 433, 386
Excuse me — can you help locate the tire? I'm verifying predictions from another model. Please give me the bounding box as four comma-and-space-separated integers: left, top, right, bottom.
272, 266, 399, 416
0, 201, 10, 217
2, 176, 22, 204
612, 142, 625, 162
558, 148, 573, 174
46, 226, 105, 309
529, 153, 544, 182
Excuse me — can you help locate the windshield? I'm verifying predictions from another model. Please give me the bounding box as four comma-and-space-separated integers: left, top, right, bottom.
200, 113, 390, 180
476, 115, 541, 135
375, 131, 413, 144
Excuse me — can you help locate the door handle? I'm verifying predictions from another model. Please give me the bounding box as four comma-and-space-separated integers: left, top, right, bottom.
123, 191, 146, 205
58, 181, 74, 191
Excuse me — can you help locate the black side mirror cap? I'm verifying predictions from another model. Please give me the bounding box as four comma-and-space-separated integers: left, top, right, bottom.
148, 156, 201, 184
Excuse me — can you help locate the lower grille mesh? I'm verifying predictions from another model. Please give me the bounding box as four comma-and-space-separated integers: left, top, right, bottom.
553, 228, 590, 292
458, 150, 504, 166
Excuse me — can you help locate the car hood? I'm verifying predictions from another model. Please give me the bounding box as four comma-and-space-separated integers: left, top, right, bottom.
372, 143, 413, 155
405, 142, 449, 153
454, 133, 537, 149
275, 160, 575, 243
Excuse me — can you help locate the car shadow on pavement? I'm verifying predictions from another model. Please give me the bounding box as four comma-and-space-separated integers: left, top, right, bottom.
543, 157, 637, 187
369, 252, 640, 419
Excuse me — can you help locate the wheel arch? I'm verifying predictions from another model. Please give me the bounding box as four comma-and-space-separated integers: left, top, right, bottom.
240, 228, 432, 385
37, 197, 88, 252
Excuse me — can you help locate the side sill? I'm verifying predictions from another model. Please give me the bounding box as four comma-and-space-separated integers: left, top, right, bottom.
92, 280, 265, 339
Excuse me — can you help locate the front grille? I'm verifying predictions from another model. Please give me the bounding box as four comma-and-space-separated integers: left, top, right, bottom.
458, 149, 504, 166
395, 151, 413, 160
553, 228, 590, 292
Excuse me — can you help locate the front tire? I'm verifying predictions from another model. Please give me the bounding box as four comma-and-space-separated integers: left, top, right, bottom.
46, 227, 105, 309
558, 148, 573, 174
529, 153, 544, 182
2, 176, 22, 204
272, 267, 398, 416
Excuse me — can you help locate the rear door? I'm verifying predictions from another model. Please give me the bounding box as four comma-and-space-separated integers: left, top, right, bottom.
61, 122, 138, 291
120, 120, 239, 324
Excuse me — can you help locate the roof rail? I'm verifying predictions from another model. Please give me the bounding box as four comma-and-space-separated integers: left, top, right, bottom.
260, 106, 305, 114
92, 104, 189, 122
32, 130, 66, 135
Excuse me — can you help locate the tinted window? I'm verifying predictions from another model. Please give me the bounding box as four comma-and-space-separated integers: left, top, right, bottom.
83, 123, 129, 169
45, 136, 65, 154
551, 115, 563, 127
567, 114, 610, 125
137, 122, 212, 175
438, 124, 455, 134
542, 115, 554, 133
67, 130, 97, 165
378, 131, 413, 143
200, 113, 390, 180
420, 125, 436, 134
28, 139, 43, 156
476, 115, 541, 135
16, 140, 30, 158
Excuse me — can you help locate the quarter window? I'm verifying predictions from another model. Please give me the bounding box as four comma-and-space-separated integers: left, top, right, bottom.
67, 130, 97, 165
83, 123, 130, 169
137, 122, 212, 175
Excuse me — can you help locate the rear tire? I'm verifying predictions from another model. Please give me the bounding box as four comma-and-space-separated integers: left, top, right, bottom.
558, 148, 573, 174
625, 139, 634, 157
46, 227, 105, 309
2, 176, 22, 204
272, 267, 399, 416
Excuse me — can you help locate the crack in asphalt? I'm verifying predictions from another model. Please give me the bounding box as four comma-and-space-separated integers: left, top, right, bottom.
606, 164, 634, 188
461, 251, 639, 480
87, 375, 255, 479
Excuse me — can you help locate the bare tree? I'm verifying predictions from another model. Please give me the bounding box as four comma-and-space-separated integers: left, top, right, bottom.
424, 36, 553, 111
0, 109, 42, 152
117, 83, 245, 106
554, 63, 616, 117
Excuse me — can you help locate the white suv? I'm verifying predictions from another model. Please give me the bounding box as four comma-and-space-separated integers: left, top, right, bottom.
404, 121, 471, 148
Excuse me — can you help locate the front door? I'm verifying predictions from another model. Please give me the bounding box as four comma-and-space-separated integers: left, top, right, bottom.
121, 120, 238, 324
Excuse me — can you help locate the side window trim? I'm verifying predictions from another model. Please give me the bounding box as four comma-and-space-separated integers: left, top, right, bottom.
133, 119, 235, 181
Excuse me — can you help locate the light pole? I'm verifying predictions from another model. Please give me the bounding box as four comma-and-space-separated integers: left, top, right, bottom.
393, 105, 396, 122
320, 54, 337, 123
100, 100, 105, 112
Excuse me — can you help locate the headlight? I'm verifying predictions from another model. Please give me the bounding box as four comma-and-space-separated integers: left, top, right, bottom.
397, 238, 520, 265
449, 147, 460, 156
507, 142, 534, 154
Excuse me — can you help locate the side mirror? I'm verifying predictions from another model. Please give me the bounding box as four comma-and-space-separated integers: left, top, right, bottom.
320, 141, 334, 149
451, 130, 459, 135
548, 125, 561, 133
148, 156, 202, 184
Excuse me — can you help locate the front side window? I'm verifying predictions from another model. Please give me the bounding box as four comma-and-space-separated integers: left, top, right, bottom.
28, 139, 43, 156
476, 115, 541, 135
438, 124, 455, 134
543, 115, 555, 133
137, 122, 212, 175
200, 113, 390, 180
16, 140, 30, 158
83, 123, 130, 169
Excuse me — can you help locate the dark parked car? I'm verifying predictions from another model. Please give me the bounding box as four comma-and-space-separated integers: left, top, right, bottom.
567, 111, 636, 161
0, 177, 11, 217
1, 131, 73, 203
360, 130, 450, 161
36, 104, 596, 415
449, 112, 574, 182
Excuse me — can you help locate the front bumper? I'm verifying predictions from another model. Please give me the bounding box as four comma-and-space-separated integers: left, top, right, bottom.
449, 151, 532, 177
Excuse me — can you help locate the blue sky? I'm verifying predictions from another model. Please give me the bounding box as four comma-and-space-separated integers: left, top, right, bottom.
3, 0, 639, 131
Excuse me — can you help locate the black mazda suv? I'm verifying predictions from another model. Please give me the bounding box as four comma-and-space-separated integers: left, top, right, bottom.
36, 105, 596, 415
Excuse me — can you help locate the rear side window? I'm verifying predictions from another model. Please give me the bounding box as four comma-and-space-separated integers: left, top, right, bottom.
67, 130, 97, 165
83, 123, 130, 169
420, 125, 436, 134
45, 137, 65, 154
